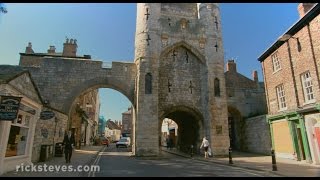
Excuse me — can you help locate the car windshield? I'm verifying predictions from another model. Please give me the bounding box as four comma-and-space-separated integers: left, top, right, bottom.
119, 139, 127, 142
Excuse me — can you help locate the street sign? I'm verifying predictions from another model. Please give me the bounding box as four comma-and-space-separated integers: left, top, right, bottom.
40, 110, 55, 120
0, 96, 22, 121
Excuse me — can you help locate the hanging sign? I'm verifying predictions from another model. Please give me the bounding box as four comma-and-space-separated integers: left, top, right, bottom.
0, 96, 22, 121
40, 110, 55, 120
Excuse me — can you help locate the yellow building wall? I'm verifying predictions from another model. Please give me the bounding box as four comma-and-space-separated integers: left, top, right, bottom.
272, 120, 294, 153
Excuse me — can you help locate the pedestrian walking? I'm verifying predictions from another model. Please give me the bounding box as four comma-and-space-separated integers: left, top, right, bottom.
200, 137, 210, 159
63, 130, 75, 163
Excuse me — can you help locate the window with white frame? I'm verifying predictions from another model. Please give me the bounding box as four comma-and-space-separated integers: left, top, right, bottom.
301, 71, 314, 102
276, 84, 287, 110
5, 113, 30, 157
272, 52, 281, 72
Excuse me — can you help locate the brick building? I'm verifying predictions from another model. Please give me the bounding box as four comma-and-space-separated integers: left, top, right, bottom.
105, 119, 121, 142
258, 3, 320, 164
121, 107, 133, 136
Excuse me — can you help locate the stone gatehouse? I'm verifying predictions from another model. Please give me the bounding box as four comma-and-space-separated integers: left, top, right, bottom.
16, 3, 251, 157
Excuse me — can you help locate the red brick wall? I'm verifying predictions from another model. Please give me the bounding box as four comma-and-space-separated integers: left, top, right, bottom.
262, 13, 320, 115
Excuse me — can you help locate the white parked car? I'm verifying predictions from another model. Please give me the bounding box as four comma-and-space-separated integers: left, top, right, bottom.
116, 138, 130, 148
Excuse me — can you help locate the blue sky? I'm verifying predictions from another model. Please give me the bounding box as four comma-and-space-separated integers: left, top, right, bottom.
0, 3, 299, 121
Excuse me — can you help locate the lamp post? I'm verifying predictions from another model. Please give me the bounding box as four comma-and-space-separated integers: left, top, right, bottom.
85, 103, 92, 146
53, 117, 59, 156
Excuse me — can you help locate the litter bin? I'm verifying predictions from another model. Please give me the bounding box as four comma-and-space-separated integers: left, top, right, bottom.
55, 142, 64, 157
39, 145, 48, 162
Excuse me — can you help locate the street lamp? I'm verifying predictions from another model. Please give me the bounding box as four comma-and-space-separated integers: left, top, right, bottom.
279, 34, 301, 52
278, 34, 292, 41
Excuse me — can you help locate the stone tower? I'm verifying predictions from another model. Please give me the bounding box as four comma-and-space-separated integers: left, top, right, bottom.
134, 3, 229, 156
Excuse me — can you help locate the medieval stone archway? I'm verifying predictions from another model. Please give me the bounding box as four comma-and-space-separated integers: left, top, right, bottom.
68, 85, 136, 150
159, 105, 204, 154
158, 41, 207, 154
228, 106, 243, 150
65, 77, 135, 115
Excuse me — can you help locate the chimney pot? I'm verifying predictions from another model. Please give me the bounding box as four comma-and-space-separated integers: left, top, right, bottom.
25, 42, 34, 54
47, 45, 56, 54
298, 3, 315, 18
252, 70, 258, 82
63, 38, 77, 57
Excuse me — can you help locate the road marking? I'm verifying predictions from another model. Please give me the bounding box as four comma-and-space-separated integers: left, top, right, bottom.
88, 146, 106, 177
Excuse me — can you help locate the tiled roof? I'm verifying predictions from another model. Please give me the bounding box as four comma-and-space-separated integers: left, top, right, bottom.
0, 65, 27, 84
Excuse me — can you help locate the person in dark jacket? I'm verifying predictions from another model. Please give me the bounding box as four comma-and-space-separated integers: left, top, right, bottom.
63, 130, 75, 163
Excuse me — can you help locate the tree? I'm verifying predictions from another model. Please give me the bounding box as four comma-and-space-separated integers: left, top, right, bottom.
0, 3, 7, 14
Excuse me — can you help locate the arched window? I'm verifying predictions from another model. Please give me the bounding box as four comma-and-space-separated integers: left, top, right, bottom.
214, 78, 220, 97
145, 73, 152, 94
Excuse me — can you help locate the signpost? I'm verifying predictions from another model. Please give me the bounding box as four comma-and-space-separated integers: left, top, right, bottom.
0, 96, 22, 121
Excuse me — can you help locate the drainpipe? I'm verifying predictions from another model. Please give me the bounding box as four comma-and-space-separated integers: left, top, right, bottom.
285, 40, 300, 107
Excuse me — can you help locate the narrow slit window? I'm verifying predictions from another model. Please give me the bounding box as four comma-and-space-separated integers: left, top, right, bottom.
145, 73, 152, 94
214, 78, 220, 97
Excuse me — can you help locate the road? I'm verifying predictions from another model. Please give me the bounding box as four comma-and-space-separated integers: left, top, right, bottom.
88, 143, 280, 177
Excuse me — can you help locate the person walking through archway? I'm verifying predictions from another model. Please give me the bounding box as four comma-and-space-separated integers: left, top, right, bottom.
63, 130, 75, 163
200, 137, 210, 159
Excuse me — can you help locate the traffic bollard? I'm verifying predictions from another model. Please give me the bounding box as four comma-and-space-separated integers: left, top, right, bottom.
271, 148, 278, 171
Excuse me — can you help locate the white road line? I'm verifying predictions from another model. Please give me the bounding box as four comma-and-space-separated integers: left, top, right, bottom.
88, 146, 106, 177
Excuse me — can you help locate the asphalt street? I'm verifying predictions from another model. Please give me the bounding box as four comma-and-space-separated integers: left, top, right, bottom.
88, 144, 280, 177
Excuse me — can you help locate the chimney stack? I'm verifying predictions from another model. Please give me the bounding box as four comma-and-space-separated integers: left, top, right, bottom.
226, 59, 237, 73
252, 70, 258, 83
47, 45, 56, 54
25, 42, 34, 54
298, 3, 315, 18
62, 37, 77, 57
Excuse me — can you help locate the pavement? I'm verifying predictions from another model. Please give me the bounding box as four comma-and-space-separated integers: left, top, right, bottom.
1, 145, 104, 177
161, 147, 320, 177
1, 145, 319, 177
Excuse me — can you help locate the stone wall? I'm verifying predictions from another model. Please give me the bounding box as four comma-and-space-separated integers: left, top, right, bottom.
244, 115, 271, 155
19, 57, 136, 114
31, 109, 68, 162
134, 3, 229, 156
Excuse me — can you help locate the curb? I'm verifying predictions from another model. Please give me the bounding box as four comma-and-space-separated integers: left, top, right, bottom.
162, 149, 284, 177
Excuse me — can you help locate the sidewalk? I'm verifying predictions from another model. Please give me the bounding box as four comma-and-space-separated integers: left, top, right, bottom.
162, 147, 320, 177
1, 145, 104, 177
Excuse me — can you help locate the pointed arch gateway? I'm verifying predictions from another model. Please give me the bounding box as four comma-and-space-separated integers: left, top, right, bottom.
160, 41, 206, 65
159, 105, 205, 154
158, 41, 208, 153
